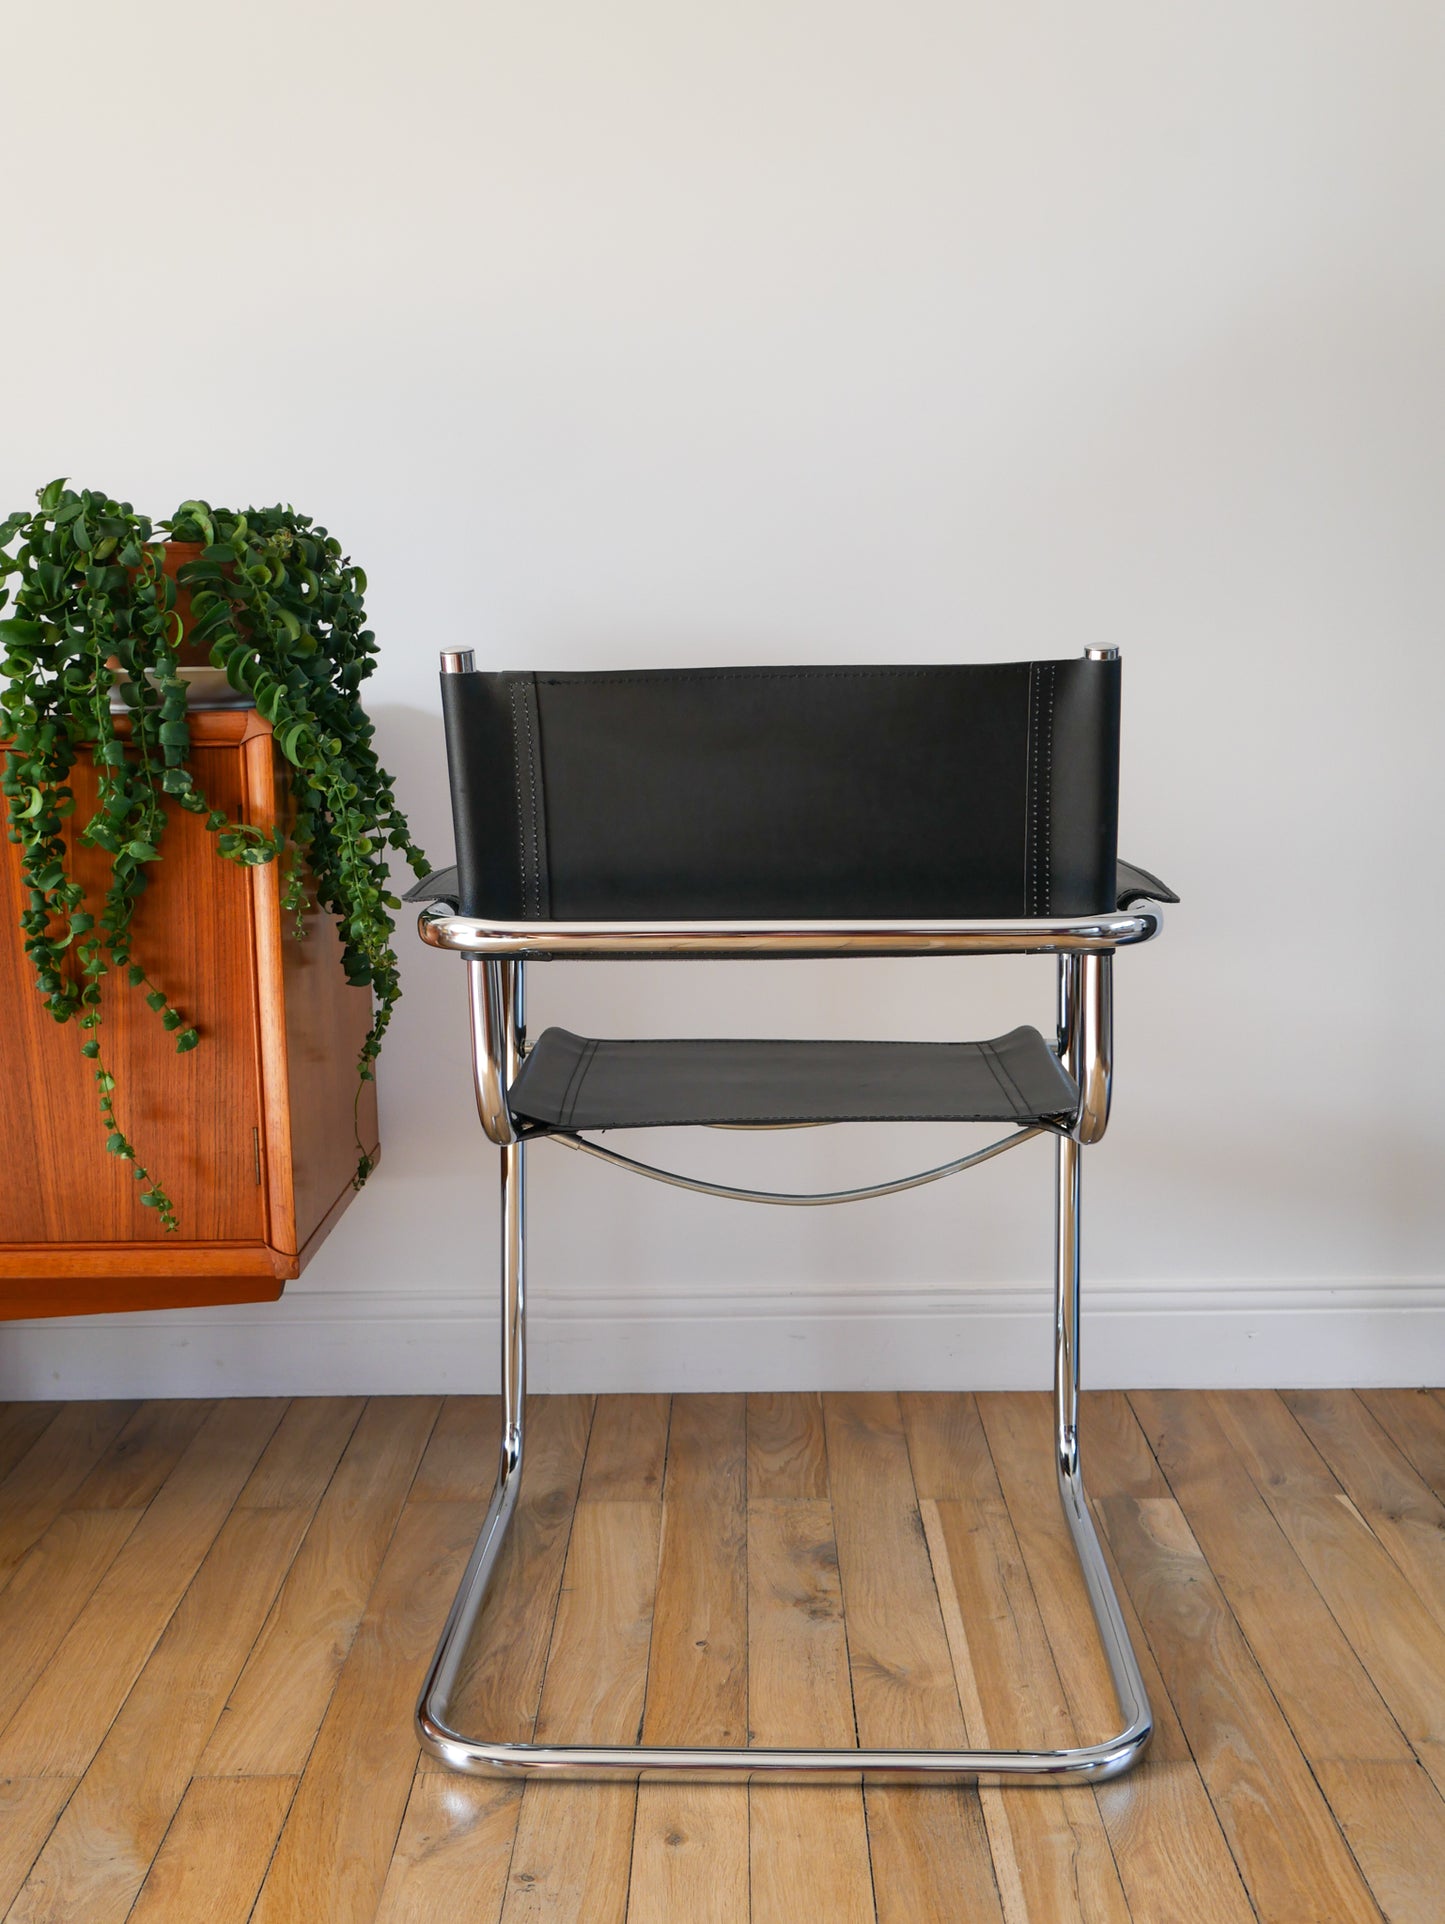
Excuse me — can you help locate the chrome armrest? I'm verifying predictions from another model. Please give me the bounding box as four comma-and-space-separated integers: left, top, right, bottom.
416, 901, 1164, 960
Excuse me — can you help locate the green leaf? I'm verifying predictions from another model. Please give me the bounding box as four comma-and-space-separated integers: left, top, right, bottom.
175, 1027, 199, 1053
105, 1132, 128, 1156
145, 990, 166, 1011
158, 720, 189, 748
161, 1009, 181, 1030
40, 478, 67, 511
125, 840, 159, 861
179, 503, 216, 546
127, 964, 145, 986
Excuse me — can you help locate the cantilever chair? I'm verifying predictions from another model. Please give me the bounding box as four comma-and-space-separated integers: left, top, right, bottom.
411, 649, 1177, 1785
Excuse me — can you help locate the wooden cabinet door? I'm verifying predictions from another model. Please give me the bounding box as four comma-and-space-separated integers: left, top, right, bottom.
0, 736, 267, 1247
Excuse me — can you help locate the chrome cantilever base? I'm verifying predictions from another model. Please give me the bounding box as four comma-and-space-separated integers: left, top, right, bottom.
414, 1110, 1154, 1786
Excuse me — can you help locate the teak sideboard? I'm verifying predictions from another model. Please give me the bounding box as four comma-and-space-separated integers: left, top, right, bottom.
0, 706, 379, 1319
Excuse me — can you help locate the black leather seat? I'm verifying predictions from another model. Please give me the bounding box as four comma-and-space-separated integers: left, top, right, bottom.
508, 1026, 1077, 1132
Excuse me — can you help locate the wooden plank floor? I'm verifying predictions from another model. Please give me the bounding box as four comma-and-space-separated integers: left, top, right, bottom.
0, 1390, 1441, 1922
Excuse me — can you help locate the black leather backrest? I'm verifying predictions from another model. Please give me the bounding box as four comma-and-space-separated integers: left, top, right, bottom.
440, 659, 1120, 920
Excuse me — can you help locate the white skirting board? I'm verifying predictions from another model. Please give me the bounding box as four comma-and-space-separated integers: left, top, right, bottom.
0, 1276, 1440, 1400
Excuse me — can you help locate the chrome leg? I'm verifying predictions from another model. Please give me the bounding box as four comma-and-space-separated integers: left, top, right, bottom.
414, 1117, 1153, 1784
416, 1135, 526, 1751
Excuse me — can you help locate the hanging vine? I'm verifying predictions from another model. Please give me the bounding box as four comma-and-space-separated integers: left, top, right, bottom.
0, 480, 430, 1227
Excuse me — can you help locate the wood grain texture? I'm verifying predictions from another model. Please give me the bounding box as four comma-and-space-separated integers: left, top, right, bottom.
579, 1393, 671, 1503
1131, 1390, 1422, 1766
825, 1392, 1004, 1924
201, 1395, 438, 1777
500, 1785, 635, 1924
250, 1498, 478, 1924
1211, 1388, 1445, 1793
64, 1398, 213, 1512
7, 1505, 311, 1924
410, 1394, 503, 1503
0, 1404, 59, 1484
628, 1394, 749, 1924
270, 790, 382, 1258
643, 1393, 748, 1747
980, 1392, 1257, 1924
0, 1398, 285, 1776
503, 1419, 668, 1924
0, 1780, 73, 1916
628, 1786, 749, 1924
747, 1495, 872, 1924
534, 1502, 660, 1744
913, 1404, 1129, 1924
233, 1394, 365, 1511
1358, 1387, 1445, 1503
126, 1775, 297, 1924
0, 1509, 140, 1738
6, 1388, 1445, 1920
0, 1400, 138, 1585
0, 708, 379, 1316
1099, 1493, 1381, 1924
375, 1775, 522, 1924
0, 723, 266, 1255
824, 1392, 964, 1748
1139, 1387, 1445, 1924
747, 1390, 828, 1500
1283, 1387, 1445, 1633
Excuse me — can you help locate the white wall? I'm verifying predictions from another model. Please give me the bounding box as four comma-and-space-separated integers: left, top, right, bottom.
3, 1, 1443, 1395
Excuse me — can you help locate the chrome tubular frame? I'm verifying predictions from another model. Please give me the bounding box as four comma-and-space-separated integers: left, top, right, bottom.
419, 900, 1163, 961
415, 922, 1157, 1783
548, 1120, 1054, 1207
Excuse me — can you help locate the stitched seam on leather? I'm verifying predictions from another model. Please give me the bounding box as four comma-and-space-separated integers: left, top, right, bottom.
1026, 663, 1039, 914
522, 679, 546, 917
526, 677, 552, 919
546, 1035, 1056, 1126
558, 1038, 600, 1129
580, 1035, 1042, 1050
572, 1112, 1036, 1124
534, 669, 982, 685
508, 683, 534, 916
981, 1038, 1032, 1117
977, 1042, 1026, 1119
511, 681, 548, 917
1042, 663, 1055, 916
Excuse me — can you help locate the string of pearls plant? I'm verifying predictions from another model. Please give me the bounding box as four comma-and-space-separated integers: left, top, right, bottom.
0, 480, 429, 1228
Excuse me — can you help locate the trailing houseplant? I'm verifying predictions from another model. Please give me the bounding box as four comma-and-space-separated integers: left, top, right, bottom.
0, 479, 429, 1229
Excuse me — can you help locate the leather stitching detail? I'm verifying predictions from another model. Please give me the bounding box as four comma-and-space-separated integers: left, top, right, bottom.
1042, 662, 1055, 917
535, 670, 977, 685
980, 1038, 1033, 1118
977, 1040, 1026, 1119
508, 683, 535, 916
557, 1037, 601, 1129
514, 1032, 1073, 1129
1025, 662, 1056, 916
509, 679, 551, 917
1026, 663, 1038, 914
